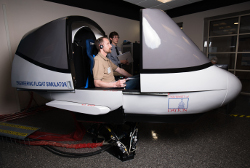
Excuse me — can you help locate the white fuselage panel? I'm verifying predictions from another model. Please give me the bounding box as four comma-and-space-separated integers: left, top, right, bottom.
141, 66, 228, 92
47, 100, 111, 115
11, 55, 74, 90
123, 90, 227, 115
38, 89, 123, 112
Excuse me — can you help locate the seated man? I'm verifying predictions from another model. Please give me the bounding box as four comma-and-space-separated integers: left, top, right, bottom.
93, 37, 139, 89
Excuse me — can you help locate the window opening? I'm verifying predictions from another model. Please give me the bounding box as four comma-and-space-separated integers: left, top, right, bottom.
204, 11, 250, 93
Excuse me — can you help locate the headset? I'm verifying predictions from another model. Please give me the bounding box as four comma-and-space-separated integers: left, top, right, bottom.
98, 38, 103, 49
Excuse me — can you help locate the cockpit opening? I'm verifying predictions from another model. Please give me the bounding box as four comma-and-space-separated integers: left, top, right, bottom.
71, 27, 141, 91
72, 27, 97, 89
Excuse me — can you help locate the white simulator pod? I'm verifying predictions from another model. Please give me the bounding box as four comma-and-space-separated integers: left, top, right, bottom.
11, 9, 242, 123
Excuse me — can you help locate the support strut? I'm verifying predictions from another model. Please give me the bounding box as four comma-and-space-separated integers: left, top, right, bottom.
88, 122, 138, 161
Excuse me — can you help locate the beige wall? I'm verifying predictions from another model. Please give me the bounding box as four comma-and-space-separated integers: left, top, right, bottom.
172, 1, 250, 51
0, 3, 20, 114
0, 0, 140, 114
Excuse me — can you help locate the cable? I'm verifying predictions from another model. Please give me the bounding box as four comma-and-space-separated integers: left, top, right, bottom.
40, 125, 117, 158
0, 91, 50, 122
42, 142, 115, 158
0, 105, 51, 122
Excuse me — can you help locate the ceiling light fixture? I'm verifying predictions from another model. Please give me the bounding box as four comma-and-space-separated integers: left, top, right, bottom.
157, 0, 173, 3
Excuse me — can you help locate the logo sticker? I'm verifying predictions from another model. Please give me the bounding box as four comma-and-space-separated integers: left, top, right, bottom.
16, 80, 72, 89
168, 97, 189, 112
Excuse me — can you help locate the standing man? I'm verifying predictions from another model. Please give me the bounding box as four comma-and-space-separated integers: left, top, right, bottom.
107, 31, 128, 67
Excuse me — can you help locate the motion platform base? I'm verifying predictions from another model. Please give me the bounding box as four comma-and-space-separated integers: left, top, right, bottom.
107, 147, 135, 162
88, 122, 138, 161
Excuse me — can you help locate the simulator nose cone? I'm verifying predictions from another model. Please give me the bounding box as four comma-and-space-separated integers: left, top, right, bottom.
222, 72, 242, 105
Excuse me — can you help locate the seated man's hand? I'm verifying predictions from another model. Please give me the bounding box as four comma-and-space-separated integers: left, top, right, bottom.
120, 60, 129, 65
115, 79, 126, 87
